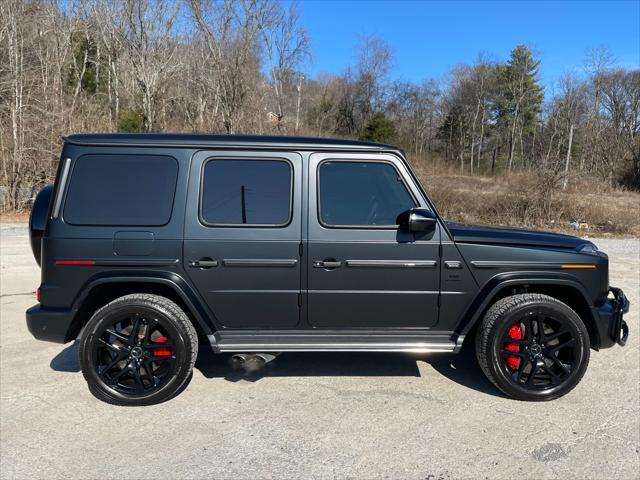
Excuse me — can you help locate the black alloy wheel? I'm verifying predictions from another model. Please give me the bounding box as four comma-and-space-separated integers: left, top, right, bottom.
476, 293, 590, 401
500, 308, 578, 389
80, 294, 198, 406
94, 313, 177, 395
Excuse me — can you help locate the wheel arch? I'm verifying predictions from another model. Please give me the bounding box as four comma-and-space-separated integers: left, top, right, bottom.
457, 273, 601, 349
65, 273, 217, 343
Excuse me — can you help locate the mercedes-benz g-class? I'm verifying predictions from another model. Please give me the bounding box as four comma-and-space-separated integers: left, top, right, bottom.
27, 134, 629, 405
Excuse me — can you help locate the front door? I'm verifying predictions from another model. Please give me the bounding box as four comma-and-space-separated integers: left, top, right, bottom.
307, 153, 441, 328
184, 151, 302, 329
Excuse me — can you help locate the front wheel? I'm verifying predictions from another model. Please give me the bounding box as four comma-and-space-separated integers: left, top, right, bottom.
79, 294, 198, 406
476, 293, 590, 401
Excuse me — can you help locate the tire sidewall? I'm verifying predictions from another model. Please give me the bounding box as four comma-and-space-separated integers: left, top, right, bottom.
488, 299, 590, 400
80, 300, 193, 406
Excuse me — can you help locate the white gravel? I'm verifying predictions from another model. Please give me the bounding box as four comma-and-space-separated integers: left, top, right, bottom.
589, 237, 640, 257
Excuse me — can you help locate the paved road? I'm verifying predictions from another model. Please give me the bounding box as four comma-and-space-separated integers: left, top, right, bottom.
1, 225, 638, 479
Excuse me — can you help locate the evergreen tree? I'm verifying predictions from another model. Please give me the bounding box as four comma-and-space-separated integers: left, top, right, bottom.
495, 45, 544, 169
359, 112, 396, 143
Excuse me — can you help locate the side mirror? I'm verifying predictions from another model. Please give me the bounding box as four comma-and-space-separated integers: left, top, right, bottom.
397, 208, 437, 233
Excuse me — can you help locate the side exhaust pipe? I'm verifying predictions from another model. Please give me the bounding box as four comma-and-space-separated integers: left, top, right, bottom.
229, 353, 279, 373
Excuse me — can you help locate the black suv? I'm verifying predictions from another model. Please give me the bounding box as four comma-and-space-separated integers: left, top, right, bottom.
26, 133, 629, 406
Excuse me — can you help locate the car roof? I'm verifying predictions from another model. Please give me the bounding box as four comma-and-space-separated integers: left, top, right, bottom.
64, 133, 400, 152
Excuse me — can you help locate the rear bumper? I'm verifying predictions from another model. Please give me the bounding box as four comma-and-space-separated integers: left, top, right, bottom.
592, 287, 630, 349
26, 304, 75, 343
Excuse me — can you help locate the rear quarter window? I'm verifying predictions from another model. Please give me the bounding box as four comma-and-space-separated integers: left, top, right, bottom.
63, 154, 178, 226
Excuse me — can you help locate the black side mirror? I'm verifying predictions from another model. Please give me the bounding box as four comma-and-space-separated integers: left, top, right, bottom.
397, 208, 437, 233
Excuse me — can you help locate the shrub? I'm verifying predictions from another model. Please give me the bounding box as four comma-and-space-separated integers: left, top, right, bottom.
117, 110, 144, 133
359, 113, 396, 143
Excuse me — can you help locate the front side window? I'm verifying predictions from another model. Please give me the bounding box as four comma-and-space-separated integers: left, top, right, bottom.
64, 154, 178, 226
201, 159, 292, 226
318, 161, 416, 227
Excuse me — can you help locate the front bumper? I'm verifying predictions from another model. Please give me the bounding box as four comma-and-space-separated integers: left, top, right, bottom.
592, 287, 630, 348
26, 304, 76, 343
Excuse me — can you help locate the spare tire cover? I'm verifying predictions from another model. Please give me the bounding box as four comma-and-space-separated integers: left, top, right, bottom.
29, 184, 53, 267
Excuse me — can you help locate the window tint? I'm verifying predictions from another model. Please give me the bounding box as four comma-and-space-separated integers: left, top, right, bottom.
318, 161, 416, 226
201, 159, 292, 226
64, 154, 178, 226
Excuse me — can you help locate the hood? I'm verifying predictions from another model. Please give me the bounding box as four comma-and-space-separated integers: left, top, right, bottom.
445, 221, 591, 250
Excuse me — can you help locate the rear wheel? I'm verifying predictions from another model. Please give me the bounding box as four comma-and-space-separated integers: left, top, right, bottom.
79, 294, 198, 406
476, 293, 590, 401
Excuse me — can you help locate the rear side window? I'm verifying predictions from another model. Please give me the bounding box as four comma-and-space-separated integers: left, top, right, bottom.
201, 159, 292, 226
318, 161, 416, 227
64, 154, 178, 226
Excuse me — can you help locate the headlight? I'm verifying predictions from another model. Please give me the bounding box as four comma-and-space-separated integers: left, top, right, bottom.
578, 243, 599, 255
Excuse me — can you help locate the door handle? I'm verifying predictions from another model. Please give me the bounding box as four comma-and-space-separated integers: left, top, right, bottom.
313, 260, 342, 269
189, 258, 218, 269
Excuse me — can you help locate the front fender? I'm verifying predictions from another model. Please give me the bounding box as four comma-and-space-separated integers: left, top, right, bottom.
456, 271, 595, 337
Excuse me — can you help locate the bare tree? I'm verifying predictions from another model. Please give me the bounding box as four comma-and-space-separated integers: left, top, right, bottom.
92, 0, 129, 129
119, 0, 181, 132
189, 0, 271, 133
353, 34, 393, 125
1, 0, 27, 210
469, 57, 495, 172
2, 2, 640, 211
260, 0, 310, 131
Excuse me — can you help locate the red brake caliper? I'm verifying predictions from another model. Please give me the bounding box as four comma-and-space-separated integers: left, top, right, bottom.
153, 336, 172, 358
505, 324, 523, 371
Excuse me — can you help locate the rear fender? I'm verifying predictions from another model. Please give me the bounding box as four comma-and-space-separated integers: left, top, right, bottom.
67, 272, 217, 341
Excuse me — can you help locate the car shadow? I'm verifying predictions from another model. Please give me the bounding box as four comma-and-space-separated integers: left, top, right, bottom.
50, 340, 81, 372
50, 338, 505, 398
193, 340, 505, 398
194, 349, 423, 383
426, 342, 508, 398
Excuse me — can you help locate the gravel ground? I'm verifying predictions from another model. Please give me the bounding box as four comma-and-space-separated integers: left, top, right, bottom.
1, 224, 638, 480
587, 237, 640, 256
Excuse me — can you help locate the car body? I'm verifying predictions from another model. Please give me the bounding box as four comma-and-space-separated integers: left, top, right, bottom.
26, 133, 629, 405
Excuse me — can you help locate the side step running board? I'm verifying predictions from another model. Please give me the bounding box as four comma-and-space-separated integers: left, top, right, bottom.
209, 332, 464, 354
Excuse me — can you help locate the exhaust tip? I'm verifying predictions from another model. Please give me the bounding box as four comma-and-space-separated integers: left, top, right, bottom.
228, 353, 279, 373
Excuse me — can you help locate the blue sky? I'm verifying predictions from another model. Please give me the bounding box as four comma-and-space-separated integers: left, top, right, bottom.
296, 0, 639, 86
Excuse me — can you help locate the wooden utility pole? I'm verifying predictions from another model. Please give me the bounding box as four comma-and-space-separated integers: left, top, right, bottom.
295, 74, 304, 133
562, 124, 575, 189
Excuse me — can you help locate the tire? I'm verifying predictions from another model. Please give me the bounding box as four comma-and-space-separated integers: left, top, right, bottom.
476, 293, 590, 401
79, 294, 198, 406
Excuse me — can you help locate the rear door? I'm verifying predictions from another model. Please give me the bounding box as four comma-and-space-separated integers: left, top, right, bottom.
307, 152, 441, 328
184, 151, 302, 329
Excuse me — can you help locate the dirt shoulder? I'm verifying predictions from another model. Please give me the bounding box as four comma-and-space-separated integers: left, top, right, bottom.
418, 171, 640, 237
0, 211, 29, 223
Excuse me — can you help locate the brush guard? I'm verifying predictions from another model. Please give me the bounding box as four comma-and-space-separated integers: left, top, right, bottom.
609, 287, 629, 347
